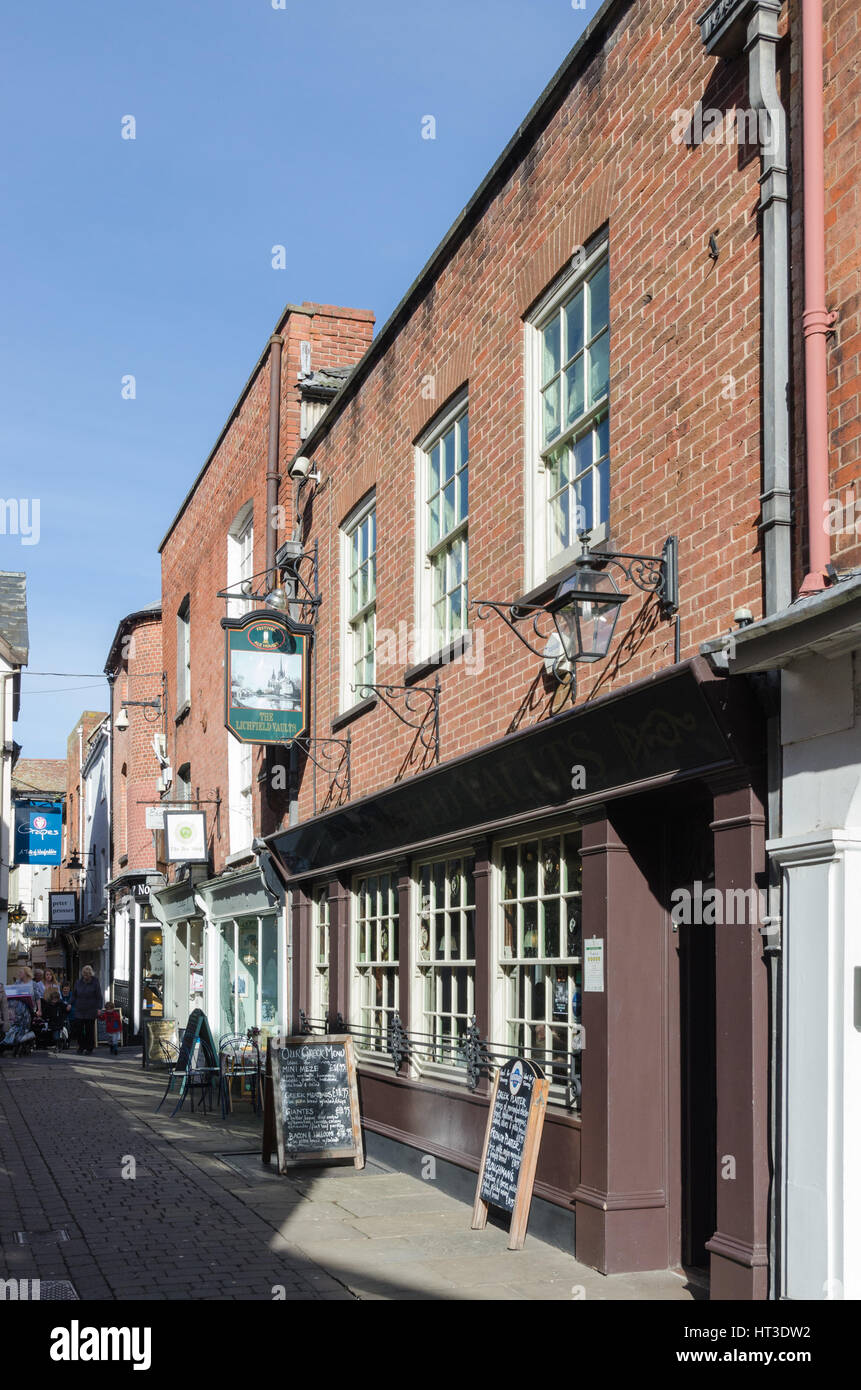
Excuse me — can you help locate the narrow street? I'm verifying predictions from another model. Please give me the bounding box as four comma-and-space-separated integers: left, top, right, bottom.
0, 1050, 696, 1302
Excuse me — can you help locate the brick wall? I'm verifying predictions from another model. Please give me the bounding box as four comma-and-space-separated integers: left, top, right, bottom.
290, 0, 782, 819
159, 303, 374, 874
108, 614, 163, 878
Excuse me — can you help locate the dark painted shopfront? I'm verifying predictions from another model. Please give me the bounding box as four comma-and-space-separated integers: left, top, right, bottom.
267, 656, 769, 1298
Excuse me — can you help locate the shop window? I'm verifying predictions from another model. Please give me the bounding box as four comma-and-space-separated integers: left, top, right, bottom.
415, 853, 475, 1069
525, 240, 609, 585
140, 927, 164, 1020
175, 919, 204, 1025
414, 396, 469, 659
217, 914, 281, 1041
353, 871, 398, 1054
176, 596, 191, 711
311, 886, 330, 1026
496, 829, 582, 1101
340, 493, 376, 709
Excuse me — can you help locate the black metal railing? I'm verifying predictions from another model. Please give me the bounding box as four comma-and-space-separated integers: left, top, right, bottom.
296, 1010, 583, 1110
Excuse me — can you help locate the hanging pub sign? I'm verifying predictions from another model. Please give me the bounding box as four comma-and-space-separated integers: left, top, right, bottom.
164, 810, 208, 864
13, 800, 63, 866
221, 609, 312, 746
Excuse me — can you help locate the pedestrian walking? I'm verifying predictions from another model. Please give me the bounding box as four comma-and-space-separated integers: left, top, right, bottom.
32, 968, 45, 1017
70, 965, 103, 1055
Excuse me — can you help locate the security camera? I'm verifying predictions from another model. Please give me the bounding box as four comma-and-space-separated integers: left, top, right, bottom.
288, 456, 320, 483
115, 707, 130, 732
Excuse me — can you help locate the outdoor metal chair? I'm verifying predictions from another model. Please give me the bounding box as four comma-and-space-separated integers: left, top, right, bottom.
156, 1035, 221, 1118
219, 1032, 263, 1116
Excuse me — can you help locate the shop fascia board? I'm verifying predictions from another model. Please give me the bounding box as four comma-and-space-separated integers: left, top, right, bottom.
266, 656, 758, 881
701, 575, 861, 674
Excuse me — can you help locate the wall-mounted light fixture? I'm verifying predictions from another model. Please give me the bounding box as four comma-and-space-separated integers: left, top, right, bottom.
471, 534, 679, 682
115, 676, 166, 731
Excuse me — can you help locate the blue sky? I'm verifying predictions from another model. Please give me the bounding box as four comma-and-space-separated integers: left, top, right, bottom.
0, 0, 588, 758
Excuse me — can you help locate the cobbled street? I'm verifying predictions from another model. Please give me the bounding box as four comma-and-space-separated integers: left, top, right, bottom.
0, 1049, 697, 1302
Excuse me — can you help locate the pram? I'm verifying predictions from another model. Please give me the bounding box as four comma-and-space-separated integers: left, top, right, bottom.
38, 999, 71, 1051
1, 994, 37, 1056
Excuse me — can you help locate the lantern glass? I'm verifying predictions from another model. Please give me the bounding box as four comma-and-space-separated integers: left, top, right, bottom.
549, 566, 625, 664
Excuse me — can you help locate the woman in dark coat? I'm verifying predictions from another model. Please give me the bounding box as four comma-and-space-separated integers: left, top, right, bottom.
71, 965, 103, 1055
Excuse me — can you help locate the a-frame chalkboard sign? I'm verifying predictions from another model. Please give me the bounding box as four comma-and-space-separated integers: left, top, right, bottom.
471, 1057, 549, 1250
262, 1035, 364, 1173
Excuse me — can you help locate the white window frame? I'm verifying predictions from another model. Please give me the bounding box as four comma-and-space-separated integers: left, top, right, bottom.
411, 848, 476, 1082
339, 492, 377, 712
176, 596, 191, 711
491, 824, 583, 1108
524, 239, 610, 589
227, 501, 254, 620
413, 391, 469, 665
310, 885, 330, 1027
351, 867, 399, 1059
227, 739, 253, 854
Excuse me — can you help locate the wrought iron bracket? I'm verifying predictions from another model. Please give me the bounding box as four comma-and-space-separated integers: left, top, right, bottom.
216, 541, 321, 625
388, 1013, 411, 1073
469, 534, 679, 673
583, 534, 678, 618
468, 598, 556, 661
461, 1016, 491, 1092
293, 734, 351, 799
352, 677, 440, 760
326, 1011, 346, 1035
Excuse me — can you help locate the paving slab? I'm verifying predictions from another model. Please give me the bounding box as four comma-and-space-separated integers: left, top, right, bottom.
0, 1051, 697, 1303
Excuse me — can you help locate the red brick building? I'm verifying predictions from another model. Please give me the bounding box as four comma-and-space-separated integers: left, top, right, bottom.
144, 0, 860, 1300
104, 602, 164, 1036
253, 0, 859, 1301
150, 303, 373, 1053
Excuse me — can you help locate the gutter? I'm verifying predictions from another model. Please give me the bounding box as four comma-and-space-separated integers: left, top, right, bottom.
698, 0, 795, 1302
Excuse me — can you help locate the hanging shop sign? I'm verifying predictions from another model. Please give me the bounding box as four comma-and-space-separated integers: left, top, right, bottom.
262, 1035, 364, 1173
221, 609, 312, 746
164, 810, 208, 864
471, 1057, 549, 1250
13, 800, 63, 866
24, 924, 52, 938
49, 891, 78, 926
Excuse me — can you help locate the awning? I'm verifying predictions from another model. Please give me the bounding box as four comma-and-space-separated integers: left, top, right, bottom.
152, 861, 279, 926
266, 656, 762, 879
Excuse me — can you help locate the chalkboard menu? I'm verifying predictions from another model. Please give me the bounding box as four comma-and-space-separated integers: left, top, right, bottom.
263, 1035, 364, 1173
471, 1058, 549, 1250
